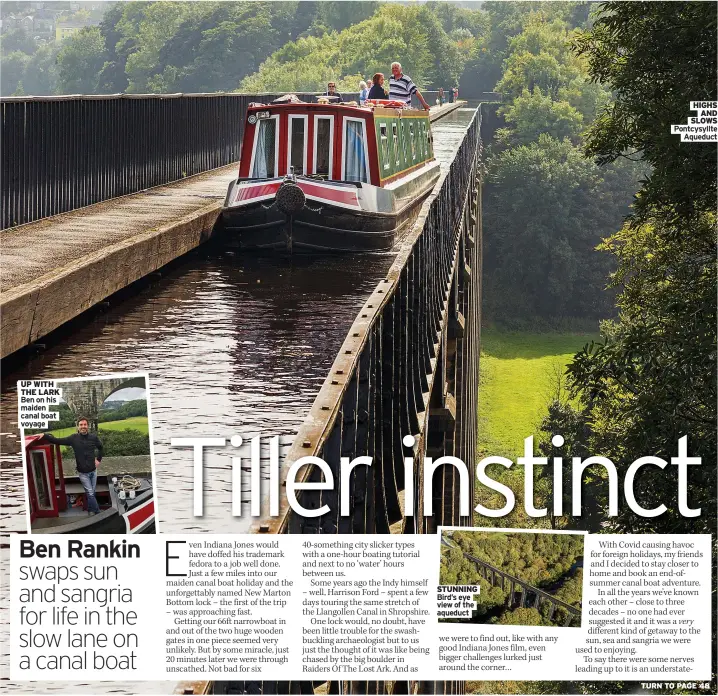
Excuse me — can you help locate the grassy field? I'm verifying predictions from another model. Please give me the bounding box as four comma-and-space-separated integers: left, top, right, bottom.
48, 416, 149, 437
478, 329, 598, 458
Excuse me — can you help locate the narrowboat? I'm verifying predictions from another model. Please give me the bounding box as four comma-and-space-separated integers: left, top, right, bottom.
24, 434, 155, 534
220, 99, 440, 252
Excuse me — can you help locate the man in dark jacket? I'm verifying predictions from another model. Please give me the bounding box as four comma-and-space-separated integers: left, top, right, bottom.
325, 82, 343, 102
43, 417, 103, 514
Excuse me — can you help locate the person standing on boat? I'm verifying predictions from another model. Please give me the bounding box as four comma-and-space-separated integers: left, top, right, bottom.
359, 80, 369, 104
367, 73, 387, 100
389, 62, 430, 110
325, 81, 343, 103
41, 417, 103, 515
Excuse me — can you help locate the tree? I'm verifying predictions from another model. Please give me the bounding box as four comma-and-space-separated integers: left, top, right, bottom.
96, 1, 130, 92
496, 50, 582, 101
122, 1, 195, 92
0, 28, 38, 56
537, 399, 601, 531
239, 3, 466, 93
565, 2, 717, 535
496, 606, 543, 626
461, 1, 537, 94
498, 87, 584, 145
57, 26, 106, 94
574, 1, 717, 222
149, 3, 287, 92
567, 213, 716, 534
313, 2, 378, 34
482, 135, 635, 322
0, 51, 29, 96
95, 428, 150, 456
480, 6, 641, 326
459, 2, 587, 96
22, 41, 61, 95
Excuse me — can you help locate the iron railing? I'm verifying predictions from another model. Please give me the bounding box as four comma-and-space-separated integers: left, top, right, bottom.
0, 92, 317, 230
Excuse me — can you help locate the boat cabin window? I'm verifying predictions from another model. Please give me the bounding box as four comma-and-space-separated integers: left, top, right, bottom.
379, 123, 390, 170
392, 123, 400, 166
288, 115, 307, 175
30, 449, 52, 510
343, 118, 368, 183
251, 116, 278, 178
314, 116, 333, 178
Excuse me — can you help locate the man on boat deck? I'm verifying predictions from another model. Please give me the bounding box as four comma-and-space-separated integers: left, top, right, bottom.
42, 417, 103, 515
325, 82, 343, 103
389, 62, 430, 110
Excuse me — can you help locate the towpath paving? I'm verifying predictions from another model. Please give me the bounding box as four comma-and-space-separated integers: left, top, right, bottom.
1, 164, 237, 358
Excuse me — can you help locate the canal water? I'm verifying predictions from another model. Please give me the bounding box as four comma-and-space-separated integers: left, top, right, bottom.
0, 108, 476, 694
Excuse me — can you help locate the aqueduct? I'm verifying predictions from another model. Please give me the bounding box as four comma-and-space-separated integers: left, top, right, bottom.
463, 552, 582, 626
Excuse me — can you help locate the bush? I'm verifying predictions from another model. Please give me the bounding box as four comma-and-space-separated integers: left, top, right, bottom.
98, 428, 150, 456
62, 428, 150, 458
99, 399, 147, 422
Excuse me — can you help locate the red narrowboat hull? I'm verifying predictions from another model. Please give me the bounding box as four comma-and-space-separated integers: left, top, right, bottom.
220, 162, 440, 252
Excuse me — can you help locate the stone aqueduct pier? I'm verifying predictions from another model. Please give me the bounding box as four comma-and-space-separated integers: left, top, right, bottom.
60, 375, 147, 429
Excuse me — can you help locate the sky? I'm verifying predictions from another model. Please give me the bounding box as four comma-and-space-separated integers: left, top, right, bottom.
105, 387, 146, 402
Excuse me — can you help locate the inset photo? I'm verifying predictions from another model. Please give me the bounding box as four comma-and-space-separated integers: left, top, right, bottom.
440, 529, 583, 627
21, 373, 157, 535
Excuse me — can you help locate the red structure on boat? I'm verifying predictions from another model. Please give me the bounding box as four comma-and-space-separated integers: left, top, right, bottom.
220, 99, 440, 252
24, 434, 155, 534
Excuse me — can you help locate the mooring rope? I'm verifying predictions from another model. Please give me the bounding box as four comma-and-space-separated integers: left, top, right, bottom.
116, 475, 142, 492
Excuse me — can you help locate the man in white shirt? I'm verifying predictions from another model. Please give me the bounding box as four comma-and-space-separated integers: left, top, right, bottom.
388, 62, 430, 110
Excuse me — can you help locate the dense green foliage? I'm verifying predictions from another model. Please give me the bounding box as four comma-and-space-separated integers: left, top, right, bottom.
2, 1, 565, 96
481, 6, 642, 325
477, 2, 715, 547
0, 1, 377, 95
483, 136, 637, 322
240, 3, 476, 92
99, 399, 148, 422
56, 25, 106, 93
444, 531, 584, 586
94, 428, 150, 457
440, 532, 583, 627
458, 1, 593, 97
574, 2, 717, 223
48, 416, 149, 437
109, 1, 326, 93
553, 2, 717, 536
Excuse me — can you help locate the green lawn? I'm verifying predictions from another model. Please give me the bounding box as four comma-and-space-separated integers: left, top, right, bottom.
48, 416, 149, 438
478, 329, 598, 458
